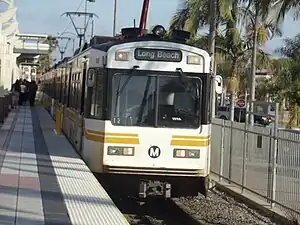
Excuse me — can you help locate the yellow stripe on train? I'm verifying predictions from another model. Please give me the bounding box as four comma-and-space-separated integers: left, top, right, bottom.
170, 135, 210, 147
84, 129, 140, 144
84, 129, 210, 146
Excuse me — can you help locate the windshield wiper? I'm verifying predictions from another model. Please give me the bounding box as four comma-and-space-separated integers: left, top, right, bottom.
137, 76, 152, 124
114, 65, 139, 116
176, 68, 194, 93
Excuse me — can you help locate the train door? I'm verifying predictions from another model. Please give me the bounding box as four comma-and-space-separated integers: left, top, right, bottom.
62, 66, 73, 142
78, 61, 87, 153
68, 72, 80, 151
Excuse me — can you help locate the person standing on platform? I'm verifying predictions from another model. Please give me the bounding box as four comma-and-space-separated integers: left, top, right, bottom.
11, 79, 21, 108
19, 80, 27, 105
24, 80, 30, 104
29, 80, 38, 106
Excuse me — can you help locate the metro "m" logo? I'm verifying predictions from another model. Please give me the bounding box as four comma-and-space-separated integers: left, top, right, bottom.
148, 146, 161, 158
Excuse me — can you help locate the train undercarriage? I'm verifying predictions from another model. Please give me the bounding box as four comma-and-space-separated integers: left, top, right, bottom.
98, 173, 209, 199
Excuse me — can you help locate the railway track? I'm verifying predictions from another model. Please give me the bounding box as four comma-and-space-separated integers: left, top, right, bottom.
98, 175, 202, 225
110, 196, 203, 225
98, 175, 283, 225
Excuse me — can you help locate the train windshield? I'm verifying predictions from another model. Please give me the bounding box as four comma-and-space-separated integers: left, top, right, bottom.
111, 72, 202, 128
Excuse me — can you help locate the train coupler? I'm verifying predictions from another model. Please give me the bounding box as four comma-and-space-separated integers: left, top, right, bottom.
138, 180, 171, 198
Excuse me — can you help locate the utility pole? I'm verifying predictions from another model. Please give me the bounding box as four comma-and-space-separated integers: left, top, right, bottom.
209, 0, 217, 119
113, 0, 117, 36
249, 14, 259, 125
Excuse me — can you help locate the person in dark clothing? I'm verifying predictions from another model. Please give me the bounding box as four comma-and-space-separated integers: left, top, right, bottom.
29, 81, 38, 106
11, 79, 21, 108
19, 80, 24, 105
19, 80, 28, 105
24, 80, 30, 104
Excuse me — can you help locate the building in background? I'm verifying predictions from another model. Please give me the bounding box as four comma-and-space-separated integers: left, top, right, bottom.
0, 0, 20, 93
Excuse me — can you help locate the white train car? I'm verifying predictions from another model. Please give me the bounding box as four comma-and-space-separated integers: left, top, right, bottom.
41, 26, 212, 198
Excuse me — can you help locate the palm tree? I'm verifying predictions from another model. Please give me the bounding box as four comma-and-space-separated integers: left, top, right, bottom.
170, 0, 281, 123
239, 0, 282, 124
170, 0, 233, 37
271, 0, 300, 25
171, 1, 278, 78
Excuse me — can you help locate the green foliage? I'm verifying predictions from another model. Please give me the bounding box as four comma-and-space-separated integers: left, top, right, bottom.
275, 34, 300, 60
170, 0, 280, 95
170, 0, 300, 125
289, 81, 300, 106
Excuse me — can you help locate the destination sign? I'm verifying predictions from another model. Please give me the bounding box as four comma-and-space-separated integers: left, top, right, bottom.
134, 48, 182, 62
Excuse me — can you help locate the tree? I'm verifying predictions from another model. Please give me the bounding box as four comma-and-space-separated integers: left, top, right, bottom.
274, 34, 300, 127
271, 0, 300, 25
170, 0, 233, 38
238, 0, 281, 123
170, 0, 277, 89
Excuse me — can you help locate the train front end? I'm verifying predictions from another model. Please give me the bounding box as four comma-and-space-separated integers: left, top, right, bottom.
85, 39, 212, 198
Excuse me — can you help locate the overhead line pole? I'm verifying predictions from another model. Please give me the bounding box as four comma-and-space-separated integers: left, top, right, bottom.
113, 0, 117, 36
56, 36, 72, 60
209, 0, 217, 119
84, 0, 88, 44
139, 0, 150, 36
61, 10, 98, 48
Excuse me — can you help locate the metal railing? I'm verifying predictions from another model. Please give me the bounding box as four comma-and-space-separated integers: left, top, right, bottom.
211, 117, 300, 218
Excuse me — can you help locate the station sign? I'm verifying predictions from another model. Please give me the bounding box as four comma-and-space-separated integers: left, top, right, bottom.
134, 48, 182, 62
236, 99, 245, 108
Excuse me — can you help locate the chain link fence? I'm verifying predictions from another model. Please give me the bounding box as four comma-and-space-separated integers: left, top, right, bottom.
211, 118, 300, 218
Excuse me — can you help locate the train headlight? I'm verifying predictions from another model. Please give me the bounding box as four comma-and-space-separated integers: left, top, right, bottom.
187, 150, 200, 158
187, 55, 201, 65
173, 149, 200, 158
115, 51, 129, 61
107, 146, 134, 156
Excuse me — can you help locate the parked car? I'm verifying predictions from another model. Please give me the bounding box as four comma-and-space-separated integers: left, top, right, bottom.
216, 106, 272, 126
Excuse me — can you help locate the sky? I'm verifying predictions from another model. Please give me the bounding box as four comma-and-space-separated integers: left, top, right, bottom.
10, 0, 300, 60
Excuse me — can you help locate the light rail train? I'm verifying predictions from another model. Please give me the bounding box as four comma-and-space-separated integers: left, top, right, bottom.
40, 25, 212, 198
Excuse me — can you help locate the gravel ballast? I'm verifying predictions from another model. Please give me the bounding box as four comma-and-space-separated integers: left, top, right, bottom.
173, 189, 281, 225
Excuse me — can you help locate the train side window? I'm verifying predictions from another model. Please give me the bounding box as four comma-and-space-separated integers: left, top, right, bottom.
73, 73, 79, 110
76, 72, 82, 111
67, 67, 72, 107
86, 69, 104, 119
70, 73, 76, 109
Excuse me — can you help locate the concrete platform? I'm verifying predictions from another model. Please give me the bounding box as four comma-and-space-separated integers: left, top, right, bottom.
0, 106, 129, 225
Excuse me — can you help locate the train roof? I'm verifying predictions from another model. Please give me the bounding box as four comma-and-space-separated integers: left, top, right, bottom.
90, 36, 201, 52
52, 34, 208, 68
